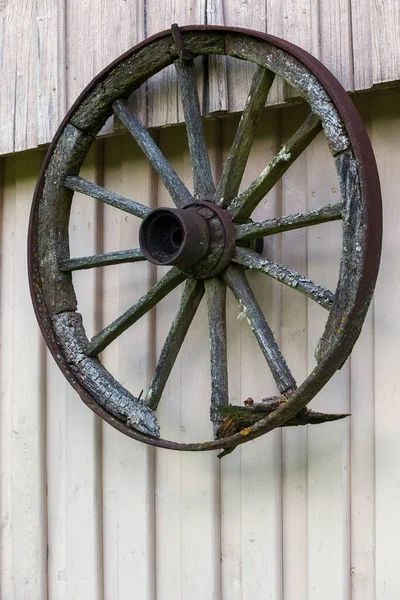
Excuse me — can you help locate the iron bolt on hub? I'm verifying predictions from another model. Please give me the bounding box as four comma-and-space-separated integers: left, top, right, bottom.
139, 201, 236, 278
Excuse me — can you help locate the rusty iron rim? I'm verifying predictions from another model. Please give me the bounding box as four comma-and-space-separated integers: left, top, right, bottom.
28, 25, 382, 453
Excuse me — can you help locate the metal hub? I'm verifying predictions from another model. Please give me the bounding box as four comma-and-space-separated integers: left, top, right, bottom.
139, 201, 236, 278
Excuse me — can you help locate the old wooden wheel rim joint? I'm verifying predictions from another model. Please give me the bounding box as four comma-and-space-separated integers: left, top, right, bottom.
28, 25, 382, 456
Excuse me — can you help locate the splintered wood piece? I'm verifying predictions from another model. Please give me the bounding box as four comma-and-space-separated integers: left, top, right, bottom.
113, 99, 194, 208
233, 247, 334, 310
216, 401, 349, 437
174, 58, 215, 199
144, 279, 204, 410
215, 67, 276, 207
205, 277, 229, 436
223, 264, 296, 394
59, 248, 146, 271
228, 113, 323, 221
86, 268, 186, 357
235, 202, 343, 242
64, 175, 151, 219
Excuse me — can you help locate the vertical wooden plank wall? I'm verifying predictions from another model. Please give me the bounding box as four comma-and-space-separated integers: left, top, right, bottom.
1, 89, 398, 598
0, 0, 400, 154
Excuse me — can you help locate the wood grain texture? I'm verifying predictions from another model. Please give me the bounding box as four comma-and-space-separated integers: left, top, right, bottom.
101, 134, 156, 600
305, 123, 351, 600
351, 0, 373, 90
145, 0, 204, 128
153, 122, 220, 600
280, 105, 309, 599
0, 156, 15, 599
347, 96, 374, 600
46, 147, 103, 600
220, 113, 283, 599
371, 91, 400, 599
0, 153, 49, 598
37, 0, 67, 145
1, 1, 400, 154
371, 0, 400, 85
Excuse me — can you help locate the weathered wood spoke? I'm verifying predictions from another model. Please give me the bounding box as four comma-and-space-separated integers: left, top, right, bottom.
86, 267, 186, 357
233, 247, 334, 309
59, 248, 145, 272
174, 58, 215, 199
205, 278, 229, 436
228, 113, 323, 222
64, 175, 151, 219
144, 279, 204, 411
235, 203, 343, 242
215, 67, 275, 207
223, 264, 296, 394
113, 99, 193, 208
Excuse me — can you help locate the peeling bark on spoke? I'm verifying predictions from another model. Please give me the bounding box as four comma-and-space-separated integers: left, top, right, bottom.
233, 247, 334, 309
205, 278, 229, 436
113, 99, 193, 208
144, 279, 204, 410
223, 264, 296, 394
59, 248, 145, 272
175, 58, 215, 199
235, 203, 343, 242
64, 175, 151, 219
215, 67, 275, 207
228, 113, 322, 222
86, 267, 186, 357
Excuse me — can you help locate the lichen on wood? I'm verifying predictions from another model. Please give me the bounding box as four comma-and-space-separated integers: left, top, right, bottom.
52, 311, 160, 437
38, 123, 93, 314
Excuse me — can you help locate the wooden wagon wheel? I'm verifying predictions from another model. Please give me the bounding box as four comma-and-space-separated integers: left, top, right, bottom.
29, 25, 382, 456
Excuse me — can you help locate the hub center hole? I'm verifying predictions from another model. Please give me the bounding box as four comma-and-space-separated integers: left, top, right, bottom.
141, 212, 185, 263
171, 227, 183, 248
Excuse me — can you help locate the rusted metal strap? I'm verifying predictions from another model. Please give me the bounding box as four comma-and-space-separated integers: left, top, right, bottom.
171, 23, 193, 61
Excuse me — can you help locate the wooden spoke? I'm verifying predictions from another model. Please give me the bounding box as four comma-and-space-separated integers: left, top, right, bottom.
235, 202, 343, 242
233, 247, 334, 309
59, 248, 145, 272
64, 175, 151, 219
215, 67, 275, 207
228, 113, 323, 222
144, 279, 204, 410
205, 278, 229, 436
223, 264, 296, 394
113, 99, 193, 208
86, 267, 186, 357
174, 58, 215, 199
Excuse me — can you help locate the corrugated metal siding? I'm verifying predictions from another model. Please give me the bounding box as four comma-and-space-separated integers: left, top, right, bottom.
0, 89, 398, 599
1, 0, 400, 155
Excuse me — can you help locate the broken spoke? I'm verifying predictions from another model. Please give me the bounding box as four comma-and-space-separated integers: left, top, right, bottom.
216, 400, 349, 435
215, 67, 275, 207
235, 203, 343, 242
144, 279, 204, 410
228, 113, 322, 222
113, 99, 194, 208
175, 58, 215, 198
205, 278, 229, 436
86, 267, 186, 357
64, 175, 151, 219
59, 248, 145, 271
233, 247, 334, 309
223, 264, 296, 394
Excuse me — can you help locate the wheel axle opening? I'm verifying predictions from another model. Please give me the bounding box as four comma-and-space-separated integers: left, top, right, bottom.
142, 212, 184, 263
139, 206, 210, 268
